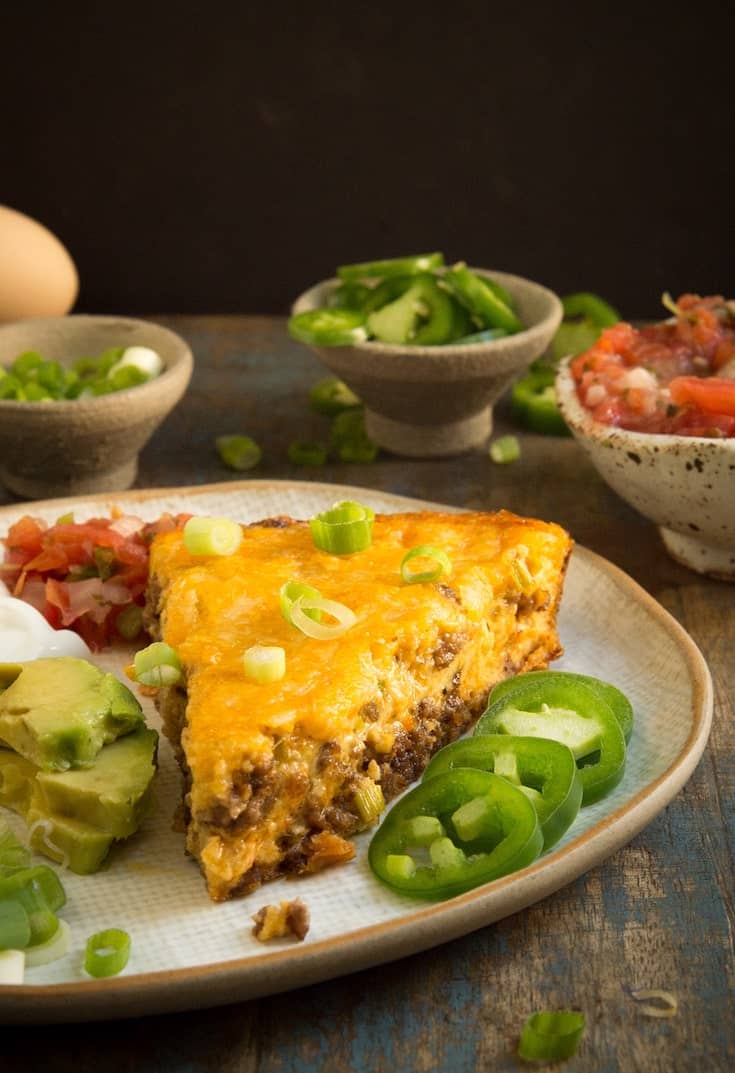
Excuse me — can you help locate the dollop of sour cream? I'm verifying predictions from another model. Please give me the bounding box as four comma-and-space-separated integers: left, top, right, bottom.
0, 593, 90, 660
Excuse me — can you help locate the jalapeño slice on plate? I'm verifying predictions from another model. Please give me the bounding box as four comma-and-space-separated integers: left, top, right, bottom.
368, 768, 543, 899
486, 671, 634, 743
337, 252, 445, 282
288, 309, 369, 347
476, 677, 627, 807
423, 735, 583, 850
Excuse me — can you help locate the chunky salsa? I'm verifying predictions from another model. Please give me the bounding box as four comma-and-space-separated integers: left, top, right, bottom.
0, 511, 189, 650
570, 293, 735, 436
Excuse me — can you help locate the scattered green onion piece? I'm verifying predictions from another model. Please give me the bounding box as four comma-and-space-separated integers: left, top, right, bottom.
0, 900, 31, 950
517, 1010, 586, 1063
661, 291, 683, 318
279, 581, 323, 625
215, 434, 262, 471
183, 516, 243, 557
353, 782, 385, 823
27, 908, 59, 946
489, 435, 521, 464
309, 376, 361, 416
133, 642, 182, 688
25, 918, 71, 968
54, 511, 75, 526
84, 927, 130, 978
630, 989, 678, 1018
511, 556, 534, 591
289, 594, 357, 640
287, 441, 328, 466
309, 500, 375, 554
116, 603, 144, 641
385, 854, 416, 881
243, 645, 286, 683
400, 545, 452, 584
329, 409, 378, 463
0, 949, 24, 984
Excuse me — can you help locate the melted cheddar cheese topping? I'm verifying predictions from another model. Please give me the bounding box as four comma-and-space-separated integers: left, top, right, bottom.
149, 511, 570, 812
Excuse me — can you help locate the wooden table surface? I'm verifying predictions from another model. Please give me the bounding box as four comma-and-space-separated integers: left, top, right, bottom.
3, 316, 734, 1071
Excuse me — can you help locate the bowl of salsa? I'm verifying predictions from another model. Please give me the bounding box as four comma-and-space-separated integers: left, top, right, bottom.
556, 294, 735, 579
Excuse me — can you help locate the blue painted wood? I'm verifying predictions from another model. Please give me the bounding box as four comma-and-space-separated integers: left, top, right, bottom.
1, 317, 732, 1071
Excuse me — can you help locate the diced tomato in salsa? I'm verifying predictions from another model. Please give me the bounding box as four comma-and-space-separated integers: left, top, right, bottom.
571, 294, 735, 436
0, 511, 190, 650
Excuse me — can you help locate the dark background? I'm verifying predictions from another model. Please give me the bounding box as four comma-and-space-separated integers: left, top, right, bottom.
3, 3, 732, 320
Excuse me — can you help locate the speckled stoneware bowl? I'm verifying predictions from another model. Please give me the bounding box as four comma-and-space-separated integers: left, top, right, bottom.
0, 315, 193, 499
291, 270, 562, 457
556, 358, 735, 580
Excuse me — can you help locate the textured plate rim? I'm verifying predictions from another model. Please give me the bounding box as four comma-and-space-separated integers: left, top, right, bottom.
0, 480, 713, 1023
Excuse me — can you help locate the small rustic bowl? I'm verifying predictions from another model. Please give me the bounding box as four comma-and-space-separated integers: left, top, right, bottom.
291, 270, 562, 457
0, 315, 193, 499
556, 358, 735, 580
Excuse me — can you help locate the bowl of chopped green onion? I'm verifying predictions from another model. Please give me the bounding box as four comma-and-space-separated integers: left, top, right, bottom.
290, 255, 562, 457
0, 315, 192, 499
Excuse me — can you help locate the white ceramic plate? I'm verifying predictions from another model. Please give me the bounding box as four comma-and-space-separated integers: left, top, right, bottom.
0, 481, 712, 1024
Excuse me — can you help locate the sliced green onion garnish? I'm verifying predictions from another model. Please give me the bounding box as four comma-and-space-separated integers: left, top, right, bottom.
0, 900, 31, 949
309, 500, 375, 554
630, 989, 678, 1018
183, 515, 243, 556
28, 908, 59, 946
84, 927, 130, 978
25, 918, 71, 968
517, 1010, 586, 1062
489, 434, 521, 464
287, 440, 328, 467
243, 645, 286, 683
400, 545, 452, 584
215, 434, 262, 471
0, 949, 24, 984
353, 781, 385, 823
116, 603, 144, 641
309, 376, 361, 416
279, 581, 323, 625
289, 594, 357, 640
133, 641, 182, 688
661, 291, 683, 318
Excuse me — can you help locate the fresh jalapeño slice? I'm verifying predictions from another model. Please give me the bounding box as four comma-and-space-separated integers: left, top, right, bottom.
337, 252, 445, 282
368, 768, 542, 899
423, 734, 582, 850
288, 309, 369, 347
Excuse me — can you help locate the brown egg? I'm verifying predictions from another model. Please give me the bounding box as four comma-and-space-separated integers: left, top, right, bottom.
0, 205, 79, 322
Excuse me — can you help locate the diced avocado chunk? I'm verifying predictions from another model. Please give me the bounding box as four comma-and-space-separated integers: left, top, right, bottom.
0, 747, 37, 815
0, 727, 158, 874
26, 809, 115, 875
0, 657, 144, 771
35, 727, 158, 838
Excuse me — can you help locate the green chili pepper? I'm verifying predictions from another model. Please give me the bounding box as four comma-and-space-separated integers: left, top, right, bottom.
309, 376, 361, 416
476, 677, 626, 806
326, 281, 372, 311
288, 309, 369, 347
423, 735, 583, 850
337, 252, 445, 282
366, 274, 455, 345
368, 768, 543, 899
443, 264, 523, 334
511, 360, 571, 436
487, 671, 634, 744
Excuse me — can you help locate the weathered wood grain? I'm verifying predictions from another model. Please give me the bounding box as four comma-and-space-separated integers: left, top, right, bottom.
2, 316, 733, 1071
